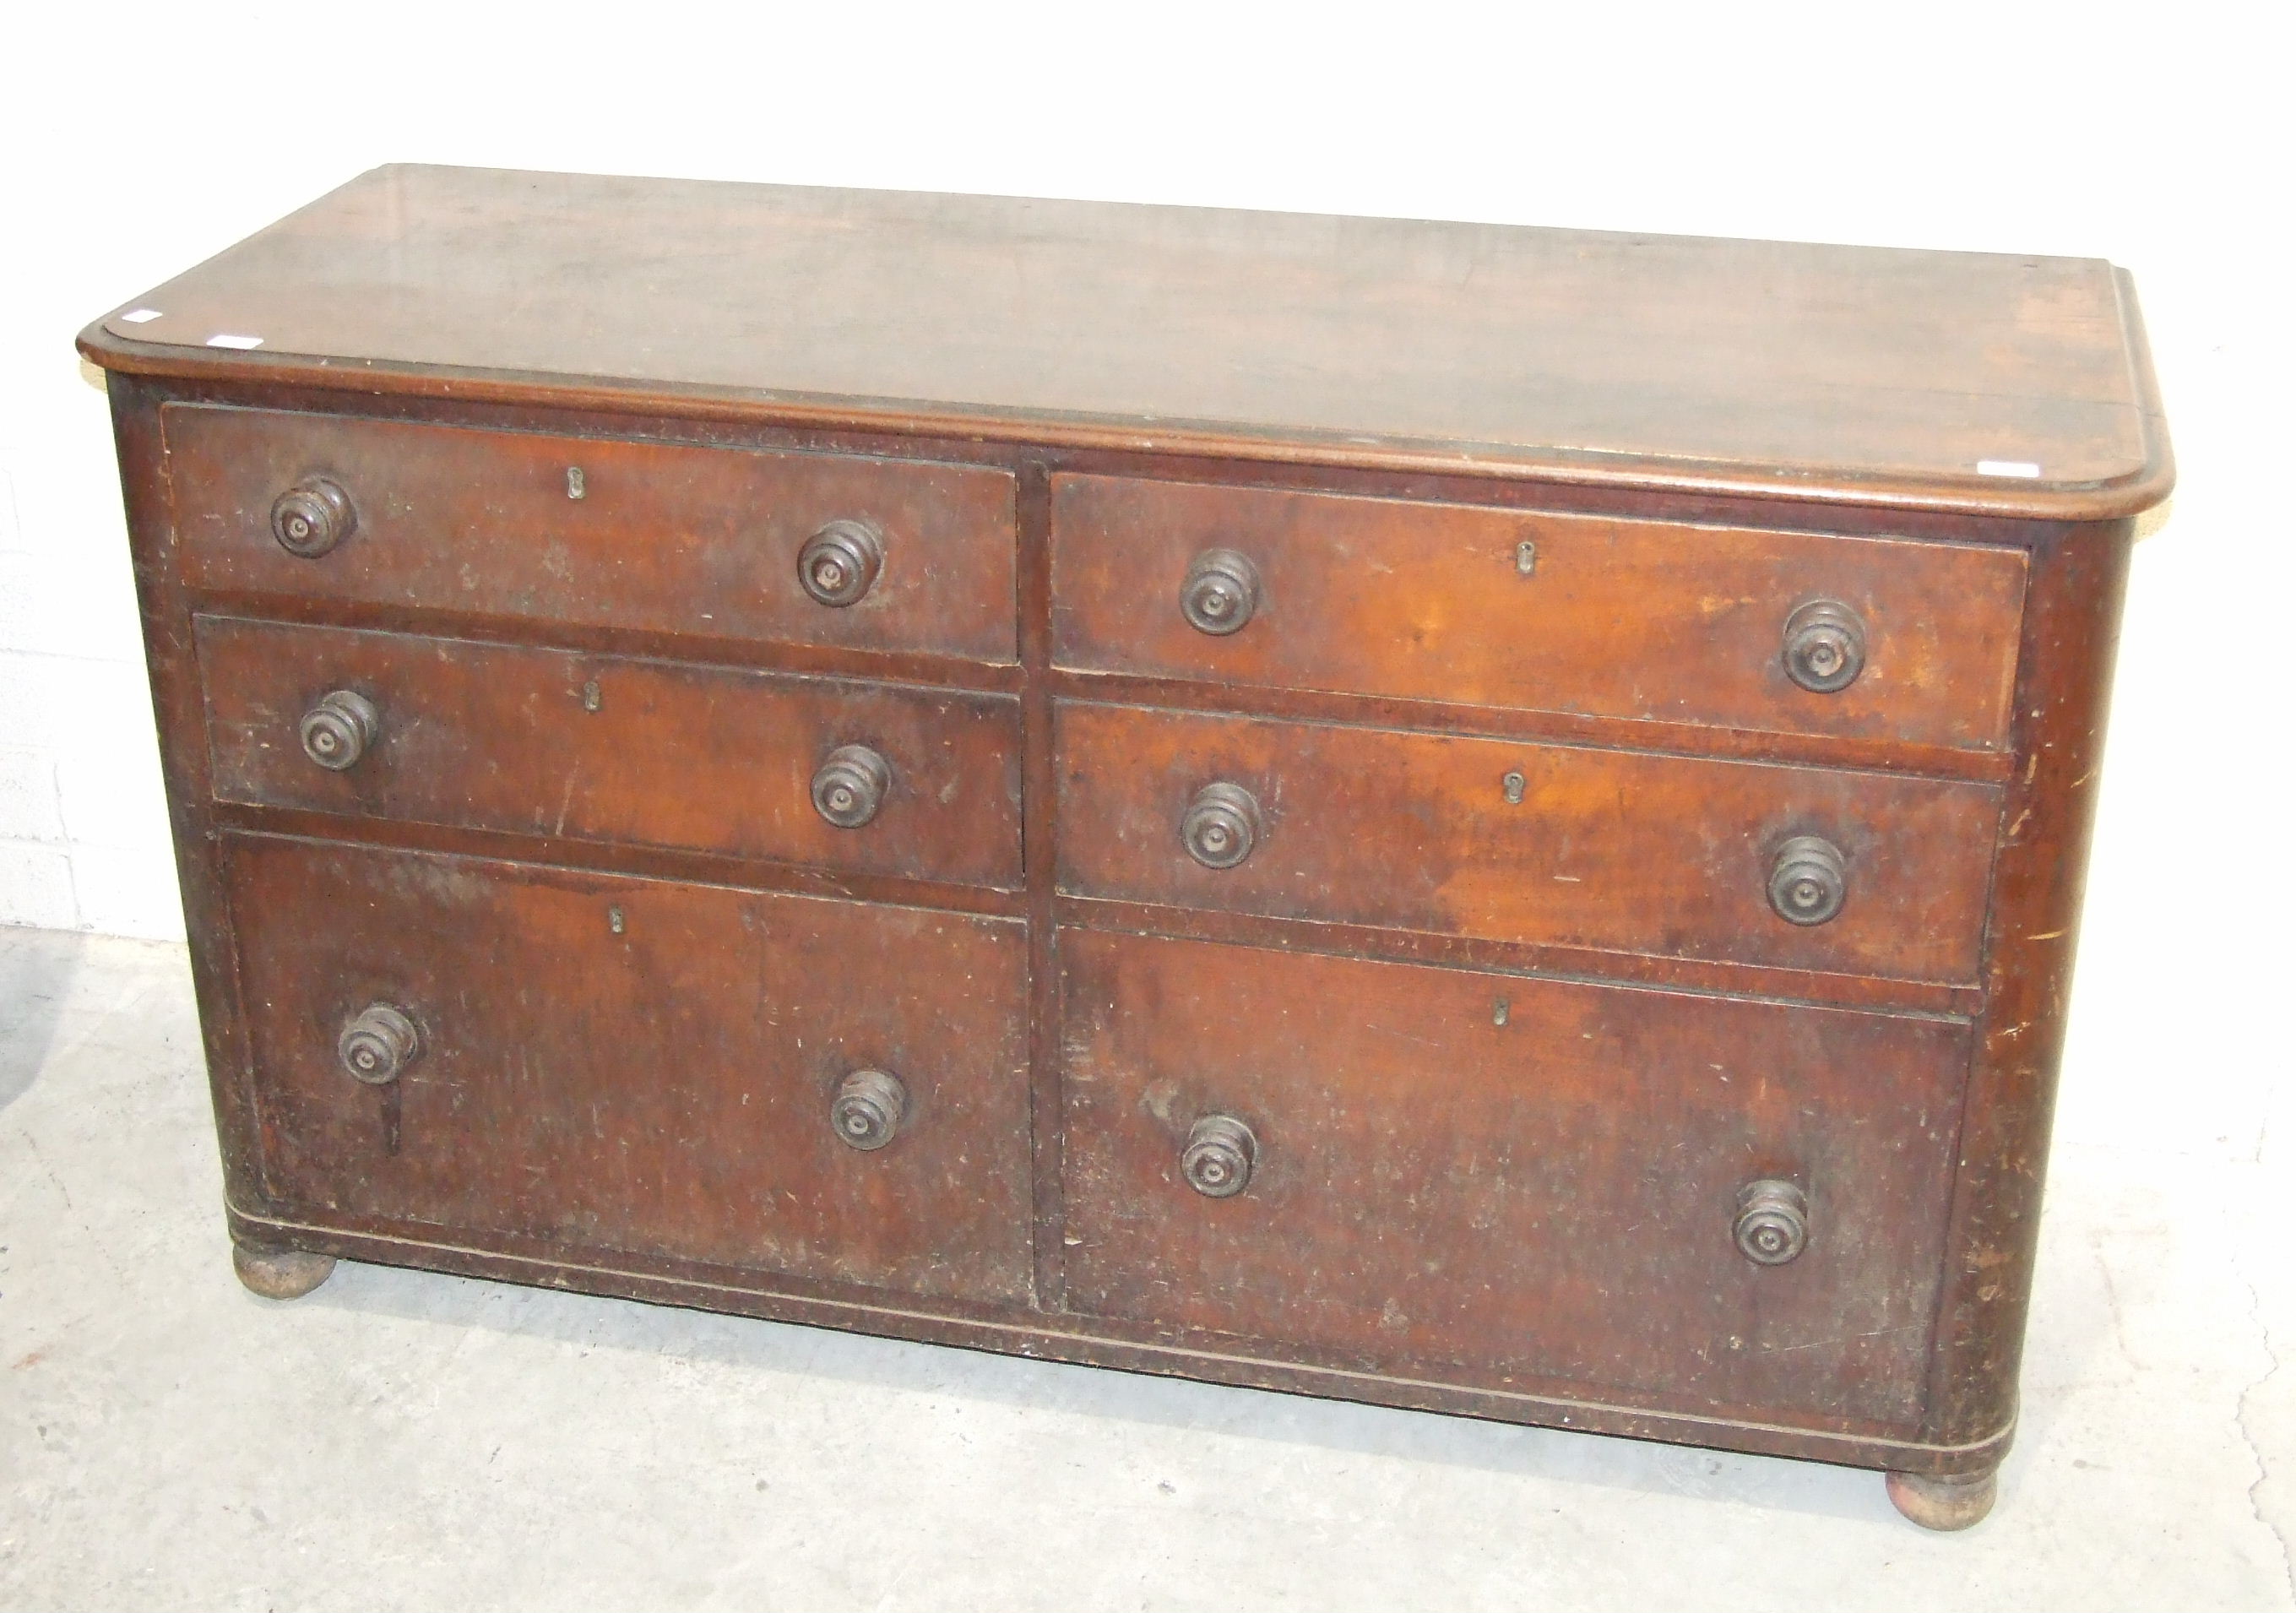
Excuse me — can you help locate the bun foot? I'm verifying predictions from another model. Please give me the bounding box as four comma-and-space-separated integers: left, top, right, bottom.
232, 1241, 337, 1301
1886, 1467, 1998, 1531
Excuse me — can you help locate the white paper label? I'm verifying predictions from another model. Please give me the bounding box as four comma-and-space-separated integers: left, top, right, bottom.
119, 307, 163, 324
1976, 459, 2043, 479
205, 333, 265, 350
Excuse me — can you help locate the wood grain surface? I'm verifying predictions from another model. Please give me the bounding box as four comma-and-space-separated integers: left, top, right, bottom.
84, 165, 2170, 518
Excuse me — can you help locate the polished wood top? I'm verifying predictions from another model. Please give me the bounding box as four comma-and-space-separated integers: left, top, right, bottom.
81, 165, 2170, 518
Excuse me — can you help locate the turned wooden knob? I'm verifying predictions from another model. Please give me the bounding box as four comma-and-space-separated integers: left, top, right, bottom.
271, 477, 356, 557
1181, 782, 1263, 869
339, 1002, 421, 1085
1767, 834, 1848, 926
811, 745, 890, 828
1734, 1179, 1808, 1265
1782, 599, 1866, 693
831, 1068, 907, 1150
798, 519, 885, 606
299, 690, 380, 771
1180, 548, 1262, 635
1182, 1114, 1258, 1198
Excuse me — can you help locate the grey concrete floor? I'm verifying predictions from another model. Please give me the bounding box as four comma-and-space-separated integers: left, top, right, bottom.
2, 924, 2291, 1610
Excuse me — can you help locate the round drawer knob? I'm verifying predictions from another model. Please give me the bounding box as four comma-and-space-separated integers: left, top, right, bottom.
299, 690, 381, 771
811, 744, 891, 828
1180, 548, 1262, 635
1181, 782, 1263, 869
797, 519, 885, 606
338, 1002, 421, 1085
1767, 834, 1848, 926
1735, 1179, 1809, 1265
1182, 1114, 1258, 1198
271, 477, 356, 557
1782, 600, 1866, 693
831, 1068, 908, 1151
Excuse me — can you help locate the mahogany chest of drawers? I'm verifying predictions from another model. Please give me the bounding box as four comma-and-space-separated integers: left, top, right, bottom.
80, 166, 2172, 1529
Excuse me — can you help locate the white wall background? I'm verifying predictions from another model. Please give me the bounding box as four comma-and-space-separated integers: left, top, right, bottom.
0, 0, 2288, 1157
3, 2, 2294, 1590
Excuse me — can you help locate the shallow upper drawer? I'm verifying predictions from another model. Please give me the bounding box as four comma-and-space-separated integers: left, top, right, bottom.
164, 405, 1019, 662
1056, 702, 2000, 986
199, 616, 1023, 888
1051, 475, 2027, 754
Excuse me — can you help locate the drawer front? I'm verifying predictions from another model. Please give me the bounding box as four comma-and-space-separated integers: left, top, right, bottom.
1060, 929, 1969, 1429
1051, 475, 2027, 752
1056, 703, 2000, 983
199, 616, 1023, 888
226, 837, 1033, 1301
166, 405, 1019, 662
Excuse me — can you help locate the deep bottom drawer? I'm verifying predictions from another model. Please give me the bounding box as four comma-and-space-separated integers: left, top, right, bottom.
1058, 928, 1972, 1431
226, 835, 1033, 1303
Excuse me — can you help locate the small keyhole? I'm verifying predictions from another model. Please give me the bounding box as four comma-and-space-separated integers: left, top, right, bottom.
582, 679, 601, 712
567, 466, 586, 500
1493, 998, 1510, 1027
607, 905, 625, 935
1515, 540, 1537, 577
1502, 771, 1526, 805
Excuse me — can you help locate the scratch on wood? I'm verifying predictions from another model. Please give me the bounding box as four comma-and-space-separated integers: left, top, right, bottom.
554, 764, 582, 837
1765, 1323, 1921, 1354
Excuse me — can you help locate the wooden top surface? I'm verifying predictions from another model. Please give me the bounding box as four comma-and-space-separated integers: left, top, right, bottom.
81, 164, 2171, 519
